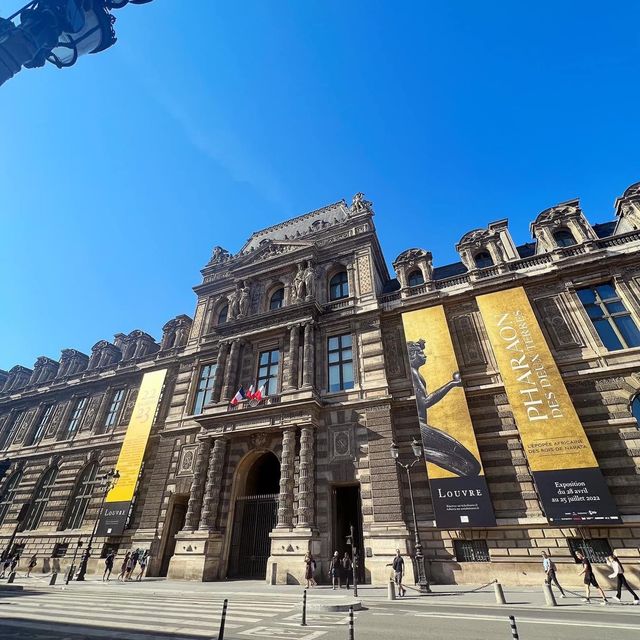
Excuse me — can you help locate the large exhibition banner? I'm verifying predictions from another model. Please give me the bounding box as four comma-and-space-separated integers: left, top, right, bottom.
402, 306, 496, 528
476, 287, 620, 525
97, 368, 168, 536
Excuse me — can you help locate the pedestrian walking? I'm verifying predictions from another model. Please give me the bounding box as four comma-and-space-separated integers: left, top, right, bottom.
329, 551, 341, 590
575, 550, 608, 605
118, 551, 130, 582
607, 554, 640, 604
0, 556, 11, 578
136, 550, 149, 581
341, 552, 353, 590
303, 552, 316, 589
392, 549, 406, 597
125, 549, 139, 581
542, 551, 565, 598
103, 551, 115, 581
10, 554, 20, 574
26, 553, 37, 577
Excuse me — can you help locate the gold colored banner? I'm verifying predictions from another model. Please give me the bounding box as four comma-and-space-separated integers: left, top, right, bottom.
107, 368, 167, 503
476, 288, 597, 471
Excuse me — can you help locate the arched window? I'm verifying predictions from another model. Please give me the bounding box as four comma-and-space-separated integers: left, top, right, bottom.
474, 251, 494, 268
269, 287, 285, 310
0, 470, 22, 526
408, 270, 425, 287
218, 305, 229, 325
62, 462, 98, 530
329, 271, 349, 301
632, 394, 640, 430
22, 466, 58, 531
553, 228, 577, 247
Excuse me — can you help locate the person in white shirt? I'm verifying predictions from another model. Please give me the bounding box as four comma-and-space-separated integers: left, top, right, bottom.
541, 551, 565, 598
607, 555, 639, 604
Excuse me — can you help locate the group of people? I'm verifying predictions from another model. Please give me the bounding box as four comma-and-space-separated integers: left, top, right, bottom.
303, 550, 355, 590
0, 553, 38, 578
103, 549, 150, 582
542, 550, 640, 605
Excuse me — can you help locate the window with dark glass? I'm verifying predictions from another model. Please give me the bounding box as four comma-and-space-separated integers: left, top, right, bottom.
257, 349, 280, 396
218, 305, 229, 325
270, 288, 285, 310
328, 334, 354, 392
193, 364, 217, 414
577, 283, 640, 350
567, 538, 612, 563
65, 397, 87, 439
63, 462, 98, 530
632, 394, 640, 430
474, 251, 494, 268
329, 271, 349, 301
27, 405, 55, 446
104, 389, 125, 429
22, 466, 58, 531
553, 227, 577, 247
2, 412, 25, 449
453, 540, 490, 562
0, 470, 22, 526
408, 270, 425, 287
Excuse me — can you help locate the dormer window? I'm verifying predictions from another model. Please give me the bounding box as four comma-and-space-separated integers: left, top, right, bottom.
552, 227, 577, 247
329, 271, 349, 301
474, 251, 494, 268
269, 288, 285, 310
218, 305, 229, 325
408, 270, 425, 287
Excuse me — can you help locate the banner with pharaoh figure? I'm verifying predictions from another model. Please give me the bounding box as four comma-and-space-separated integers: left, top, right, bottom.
402, 306, 496, 528
97, 368, 168, 536
476, 287, 620, 524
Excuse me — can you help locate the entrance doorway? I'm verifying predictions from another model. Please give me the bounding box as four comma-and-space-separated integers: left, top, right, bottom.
158, 494, 188, 577
228, 451, 280, 579
333, 485, 365, 582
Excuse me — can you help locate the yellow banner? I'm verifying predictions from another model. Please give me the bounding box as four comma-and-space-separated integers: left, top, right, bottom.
476, 288, 597, 472
107, 369, 167, 503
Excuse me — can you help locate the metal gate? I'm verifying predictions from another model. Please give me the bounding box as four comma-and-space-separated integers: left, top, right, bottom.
228, 493, 278, 579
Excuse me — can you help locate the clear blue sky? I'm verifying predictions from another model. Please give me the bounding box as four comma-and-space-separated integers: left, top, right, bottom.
1, 1, 639, 370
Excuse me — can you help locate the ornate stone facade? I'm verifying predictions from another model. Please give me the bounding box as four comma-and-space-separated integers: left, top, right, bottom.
1, 184, 640, 587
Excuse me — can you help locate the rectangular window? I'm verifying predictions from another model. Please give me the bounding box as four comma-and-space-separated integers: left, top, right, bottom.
2, 412, 25, 449
65, 398, 87, 439
257, 349, 280, 396
577, 283, 640, 350
30, 405, 55, 446
567, 538, 612, 563
193, 364, 217, 414
328, 334, 354, 392
104, 389, 125, 429
52, 543, 69, 558
453, 540, 490, 562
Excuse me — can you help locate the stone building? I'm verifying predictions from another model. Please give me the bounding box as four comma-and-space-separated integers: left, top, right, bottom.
1, 183, 639, 586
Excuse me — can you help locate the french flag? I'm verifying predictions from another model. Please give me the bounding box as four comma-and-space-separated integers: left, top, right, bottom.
253, 384, 266, 402
230, 386, 246, 406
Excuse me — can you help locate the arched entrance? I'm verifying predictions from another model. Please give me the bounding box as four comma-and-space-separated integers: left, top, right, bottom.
228, 450, 280, 579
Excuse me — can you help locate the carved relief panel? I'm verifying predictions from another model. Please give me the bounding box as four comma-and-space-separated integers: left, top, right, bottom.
534, 295, 583, 350
177, 444, 198, 477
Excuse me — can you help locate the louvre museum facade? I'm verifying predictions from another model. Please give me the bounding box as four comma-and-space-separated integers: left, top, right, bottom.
1, 182, 640, 586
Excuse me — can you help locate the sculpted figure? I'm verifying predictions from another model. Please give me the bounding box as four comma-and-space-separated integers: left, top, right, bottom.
292, 265, 305, 302
302, 262, 315, 299
227, 288, 240, 320
407, 339, 481, 477
238, 284, 251, 317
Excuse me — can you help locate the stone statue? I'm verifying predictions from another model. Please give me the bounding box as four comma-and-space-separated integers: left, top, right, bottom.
350, 192, 372, 214
210, 246, 231, 264
227, 288, 240, 320
302, 262, 316, 300
238, 284, 251, 318
292, 265, 305, 302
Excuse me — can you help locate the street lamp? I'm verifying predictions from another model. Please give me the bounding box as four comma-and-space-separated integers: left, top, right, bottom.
390, 437, 432, 593
76, 468, 119, 581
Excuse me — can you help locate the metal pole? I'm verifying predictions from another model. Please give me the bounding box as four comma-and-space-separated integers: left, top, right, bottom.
66, 540, 83, 585
508, 615, 519, 640
348, 605, 355, 640
218, 598, 228, 640
405, 464, 431, 593
301, 589, 307, 626
350, 524, 358, 598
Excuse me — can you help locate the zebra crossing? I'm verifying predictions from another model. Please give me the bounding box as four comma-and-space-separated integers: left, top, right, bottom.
0, 584, 349, 639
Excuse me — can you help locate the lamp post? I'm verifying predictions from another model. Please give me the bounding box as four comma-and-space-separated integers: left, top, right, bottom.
390, 438, 431, 594
66, 538, 83, 584
76, 468, 119, 581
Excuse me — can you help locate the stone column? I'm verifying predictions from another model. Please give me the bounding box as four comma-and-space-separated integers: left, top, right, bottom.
296, 426, 315, 528
222, 340, 241, 401
199, 437, 227, 531
183, 436, 212, 531
301, 323, 315, 388
285, 325, 300, 391
211, 341, 230, 403
276, 427, 297, 528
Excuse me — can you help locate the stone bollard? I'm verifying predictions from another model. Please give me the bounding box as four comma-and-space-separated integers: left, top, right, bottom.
7, 571, 16, 584
542, 583, 557, 606
388, 579, 396, 601
301, 589, 307, 626
49, 572, 58, 586
493, 581, 506, 605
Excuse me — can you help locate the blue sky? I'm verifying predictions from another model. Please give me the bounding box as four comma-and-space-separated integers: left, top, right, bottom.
1, 1, 639, 370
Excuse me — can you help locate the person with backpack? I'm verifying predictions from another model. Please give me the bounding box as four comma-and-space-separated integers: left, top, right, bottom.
542, 551, 565, 598
576, 550, 608, 605
607, 554, 640, 604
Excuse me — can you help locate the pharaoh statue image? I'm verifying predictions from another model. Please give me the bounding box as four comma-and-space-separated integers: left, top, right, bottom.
407, 339, 481, 477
